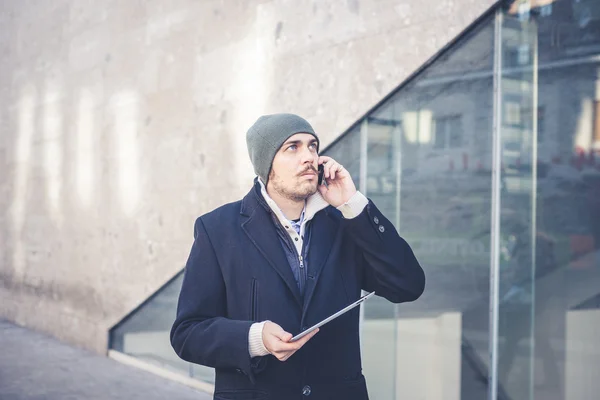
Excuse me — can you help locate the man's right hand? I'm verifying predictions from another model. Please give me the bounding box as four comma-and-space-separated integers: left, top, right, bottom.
262, 321, 319, 362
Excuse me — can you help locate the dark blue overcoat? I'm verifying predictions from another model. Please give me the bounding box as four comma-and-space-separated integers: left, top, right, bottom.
171, 182, 425, 400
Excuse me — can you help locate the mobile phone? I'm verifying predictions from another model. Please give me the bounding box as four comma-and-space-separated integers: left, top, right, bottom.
318, 164, 324, 185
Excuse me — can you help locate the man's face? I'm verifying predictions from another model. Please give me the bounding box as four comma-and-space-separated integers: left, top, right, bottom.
268, 133, 319, 202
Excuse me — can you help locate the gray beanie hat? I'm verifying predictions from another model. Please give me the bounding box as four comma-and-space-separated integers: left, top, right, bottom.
246, 113, 319, 184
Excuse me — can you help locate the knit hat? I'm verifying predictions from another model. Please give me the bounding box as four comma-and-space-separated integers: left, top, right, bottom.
246, 113, 319, 184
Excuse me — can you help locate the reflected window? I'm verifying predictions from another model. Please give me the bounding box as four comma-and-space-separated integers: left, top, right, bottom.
433, 115, 463, 149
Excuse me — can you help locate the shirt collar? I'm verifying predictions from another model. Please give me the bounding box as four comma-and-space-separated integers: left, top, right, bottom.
258, 178, 328, 230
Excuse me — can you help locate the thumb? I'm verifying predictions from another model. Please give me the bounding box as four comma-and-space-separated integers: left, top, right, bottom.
272, 329, 293, 342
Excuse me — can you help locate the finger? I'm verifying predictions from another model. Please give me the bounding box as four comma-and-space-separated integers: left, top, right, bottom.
268, 340, 295, 355
271, 340, 302, 353
271, 348, 292, 360
281, 350, 296, 361
319, 156, 338, 179
333, 163, 344, 180
332, 162, 347, 181
295, 328, 319, 347
274, 329, 318, 355
272, 329, 293, 342
334, 163, 345, 180
277, 329, 318, 353
264, 328, 293, 354
322, 160, 330, 179
318, 156, 333, 166
273, 329, 319, 361
325, 161, 337, 179
278, 351, 291, 361
328, 162, 340, 180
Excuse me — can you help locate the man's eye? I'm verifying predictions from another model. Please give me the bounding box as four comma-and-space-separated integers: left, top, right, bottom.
309, 143, 317, 150
288, 144, 297, 151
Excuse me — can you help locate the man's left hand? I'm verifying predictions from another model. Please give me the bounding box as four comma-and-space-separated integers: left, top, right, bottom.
317, 156, 357, 207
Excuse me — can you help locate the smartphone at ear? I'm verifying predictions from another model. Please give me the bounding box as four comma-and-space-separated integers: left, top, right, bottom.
318, 164, 325, 185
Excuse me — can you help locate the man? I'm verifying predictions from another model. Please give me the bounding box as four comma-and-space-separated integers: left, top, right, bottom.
171, 113, 425, 400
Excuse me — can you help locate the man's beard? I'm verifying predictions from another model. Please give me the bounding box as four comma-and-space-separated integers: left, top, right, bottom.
269, 170, 318, 202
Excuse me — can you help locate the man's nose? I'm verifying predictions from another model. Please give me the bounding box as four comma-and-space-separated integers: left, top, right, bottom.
300, 146, 317, 163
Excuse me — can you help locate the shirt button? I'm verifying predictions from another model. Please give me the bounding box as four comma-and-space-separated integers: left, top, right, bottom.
379, 225, 385, 233
373, 216, 379, 224
302, 385, 312, 396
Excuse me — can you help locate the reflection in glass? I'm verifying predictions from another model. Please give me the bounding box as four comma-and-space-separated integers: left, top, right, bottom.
497, 2, 600, 399
109, 272, 216, 384
325, 16, 496, 400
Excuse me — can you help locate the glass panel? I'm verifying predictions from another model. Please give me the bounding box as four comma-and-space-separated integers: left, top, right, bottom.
325, 118, 398, 400
362, 115, 400, 400
326, 15, 496, 399
501, 2, 600, 400
109, 272, 216, 383
324, 125, 361, 186
393, 25, 495, 398
498, 2, 600, 400
497, 6, 538, 400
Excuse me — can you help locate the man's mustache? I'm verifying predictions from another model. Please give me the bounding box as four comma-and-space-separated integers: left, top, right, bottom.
298, 166, 318, 176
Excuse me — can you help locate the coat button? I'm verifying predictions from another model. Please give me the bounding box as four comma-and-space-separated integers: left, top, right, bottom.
379, 225, 385, 233
302, 385, 312, 396
373, 216, 379, 224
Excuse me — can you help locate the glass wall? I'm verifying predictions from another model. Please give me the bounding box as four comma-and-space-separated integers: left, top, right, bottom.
109, 1, 600, 399
339, 13, 497, 400
325, 1, 600, 400
495, 2, 600, 400
109, 271, 216, 384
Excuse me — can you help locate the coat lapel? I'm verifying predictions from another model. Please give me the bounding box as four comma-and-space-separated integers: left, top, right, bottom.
302, 209, 339, 315
241, 188, 303, 308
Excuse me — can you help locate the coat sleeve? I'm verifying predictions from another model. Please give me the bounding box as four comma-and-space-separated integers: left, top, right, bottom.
341, 200, 426, 303
170, 217, 262, 379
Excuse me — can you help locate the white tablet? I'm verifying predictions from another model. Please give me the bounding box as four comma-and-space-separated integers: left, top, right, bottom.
290, 291, 375, 342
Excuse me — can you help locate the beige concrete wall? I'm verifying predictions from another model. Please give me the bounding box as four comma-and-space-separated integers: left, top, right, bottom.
0, 0, 496, 353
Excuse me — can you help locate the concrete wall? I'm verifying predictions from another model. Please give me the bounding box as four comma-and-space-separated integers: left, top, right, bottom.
0, 0, 496, 353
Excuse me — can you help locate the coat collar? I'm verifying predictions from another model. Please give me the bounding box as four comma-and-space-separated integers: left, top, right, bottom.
256, 178, 329, 237
240, 179, 303, 306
